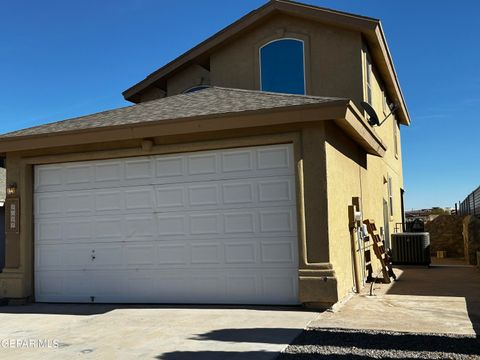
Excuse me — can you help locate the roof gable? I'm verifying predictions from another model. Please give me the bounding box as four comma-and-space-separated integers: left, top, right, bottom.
122, 0, 410, 125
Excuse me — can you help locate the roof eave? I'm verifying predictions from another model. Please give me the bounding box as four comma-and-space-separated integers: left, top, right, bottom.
0, 100, 384, 156
370, 23, 410, 126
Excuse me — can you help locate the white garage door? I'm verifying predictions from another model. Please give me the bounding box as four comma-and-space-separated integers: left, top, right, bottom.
34, 144, 299, 304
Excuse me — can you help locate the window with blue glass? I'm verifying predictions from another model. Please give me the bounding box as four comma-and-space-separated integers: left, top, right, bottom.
183, 85, 209, 94
260, 38, 305, 95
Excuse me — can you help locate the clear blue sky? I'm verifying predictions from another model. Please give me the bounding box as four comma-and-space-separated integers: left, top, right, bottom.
1, 0, 479, 210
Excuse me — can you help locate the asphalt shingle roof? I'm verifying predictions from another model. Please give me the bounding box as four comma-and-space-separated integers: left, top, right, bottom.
1, 87, 344, 139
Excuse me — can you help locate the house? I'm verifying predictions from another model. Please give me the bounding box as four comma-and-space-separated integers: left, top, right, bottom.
0, 0, 409, 308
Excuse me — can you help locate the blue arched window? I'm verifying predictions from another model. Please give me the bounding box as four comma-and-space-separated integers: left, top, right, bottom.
260, 38, 305, 95
183, 85, 209, 94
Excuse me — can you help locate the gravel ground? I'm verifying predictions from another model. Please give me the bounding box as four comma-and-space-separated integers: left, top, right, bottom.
278, 328, 480, 360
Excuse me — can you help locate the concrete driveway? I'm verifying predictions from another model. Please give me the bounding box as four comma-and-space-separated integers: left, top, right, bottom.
280, 259, 480, 359
310, 258, 480, 335
0, 304, 318, 359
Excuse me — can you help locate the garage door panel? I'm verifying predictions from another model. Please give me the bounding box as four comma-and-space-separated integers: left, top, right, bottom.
189, 213, 221, 235
222, 182, 254, 204
125, 244, 157, 266
191, 243, 222, 264
36, 193, 64, 216
187, 153, 218, 175
35, 144, 299, 304
261, 241, 296, 263
256, 146, 291, 170
157, 244, 189, 264
258, 179, 293, 202
225, 242, 257, 264
259, 208, 296, 233
224, 212, 255, 234
157, 214, 187, 236
125, 188, 155, 210
62, 272, 94, 296
34, 178, 297, 220
93, 273, 124, 297
156, 186, 184, 208
34, 146, 295, 194
94, 161, 123, 183
126, 215, 156, 240
36, 166, 63, 188
94, 218, 124, 240
64, 191, 94, 215
64, 164, 93, 186
37, 207, 297, 242
36, 244, 63, 269
62, 245, 93, 268
35, 268, 298, 304
125, 158, 153, 180
262, 274, 298, 300
36, 237, 297, 270
94, 190, 124, 212
36, 221, 62, 242
91, 244, 124, 268
187, 184, 219, 206
221, 150, 253, 173
35, 273, 64, 298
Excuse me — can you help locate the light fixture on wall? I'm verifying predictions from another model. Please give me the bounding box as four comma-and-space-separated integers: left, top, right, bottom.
361, 101, 399, 127
6, 183, 17, 196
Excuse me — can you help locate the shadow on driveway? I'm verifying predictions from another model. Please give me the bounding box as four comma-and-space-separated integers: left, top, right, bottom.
158, 327, 480, 359
0, 303, 312, 316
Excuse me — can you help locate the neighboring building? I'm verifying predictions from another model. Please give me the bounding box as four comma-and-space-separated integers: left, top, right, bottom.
0, 0, 409, 307
405, 209, 439, 223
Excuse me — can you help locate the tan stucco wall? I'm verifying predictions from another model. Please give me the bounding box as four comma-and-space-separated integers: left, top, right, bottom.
325, 123, 363, 297
139, 87, 166, 102
324, 46, 404, 300
210, 14, 364, 107
166, 64, 210, 96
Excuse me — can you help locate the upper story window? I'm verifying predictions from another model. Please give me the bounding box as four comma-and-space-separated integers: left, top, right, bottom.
393, 118, 399, 157
382, 88, 389, 114
366, 54, 373, 105
260, 38, 305, 95
388, 176, 394, 217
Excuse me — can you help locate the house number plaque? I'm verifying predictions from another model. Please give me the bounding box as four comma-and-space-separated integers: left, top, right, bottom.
5, 198, 20, 234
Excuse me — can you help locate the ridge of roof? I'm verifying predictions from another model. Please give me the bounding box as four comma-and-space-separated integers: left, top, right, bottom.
273, 0, 379, 22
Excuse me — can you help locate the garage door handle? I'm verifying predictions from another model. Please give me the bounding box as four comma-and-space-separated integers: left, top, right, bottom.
91, 255, 96, 261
